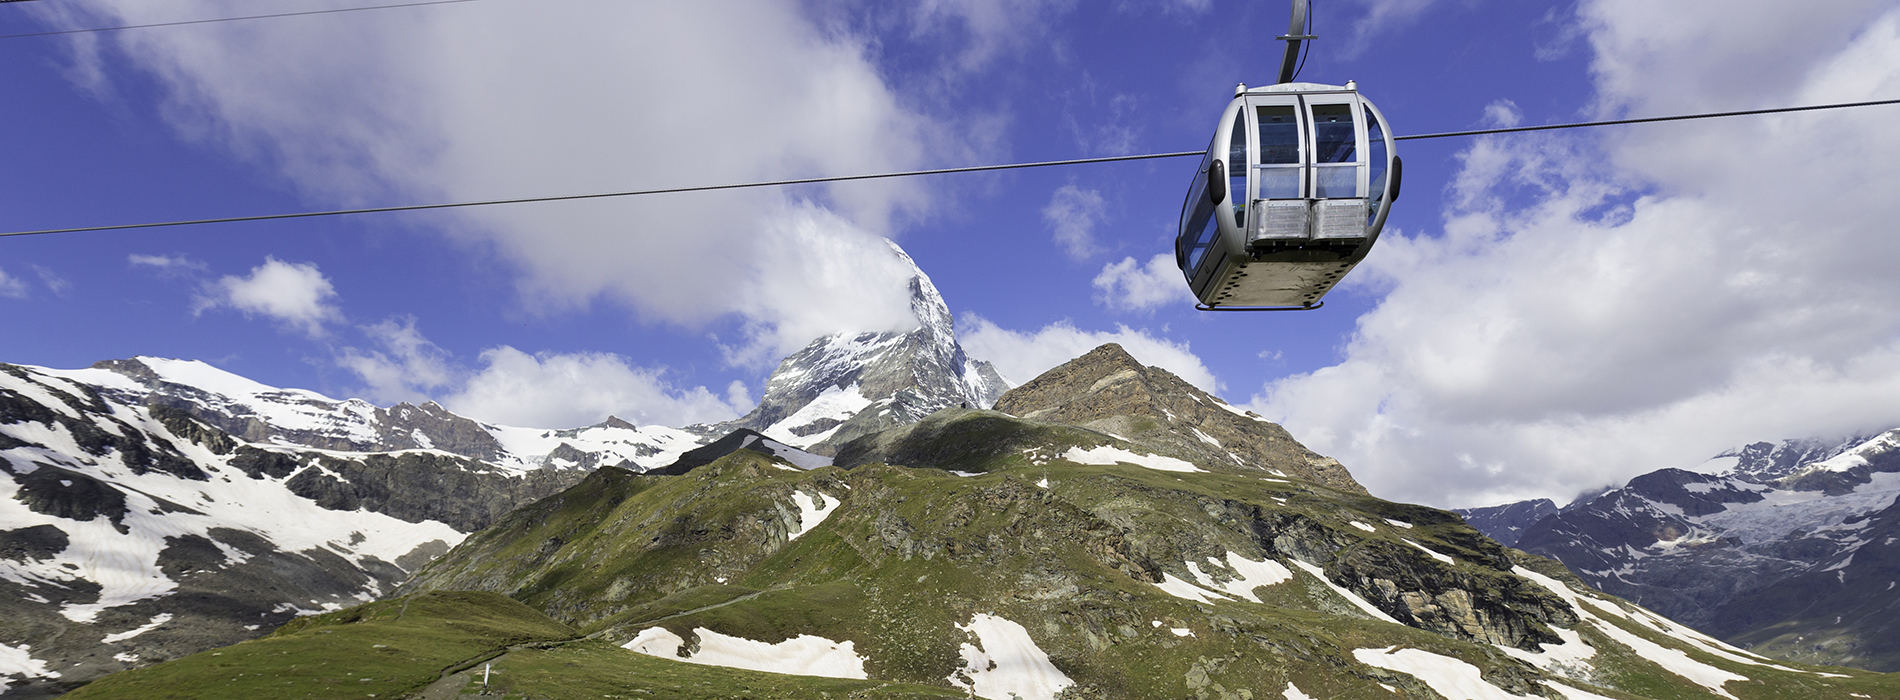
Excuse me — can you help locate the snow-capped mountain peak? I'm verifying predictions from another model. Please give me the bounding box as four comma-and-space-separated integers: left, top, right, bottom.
707, 242, 1008, 454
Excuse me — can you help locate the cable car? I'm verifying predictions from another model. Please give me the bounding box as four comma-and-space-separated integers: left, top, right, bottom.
1177, 3, 1401, 310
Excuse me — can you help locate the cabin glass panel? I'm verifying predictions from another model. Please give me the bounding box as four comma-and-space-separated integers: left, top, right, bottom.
1227, 111, 1248, 227
1366, 108, 1389, 223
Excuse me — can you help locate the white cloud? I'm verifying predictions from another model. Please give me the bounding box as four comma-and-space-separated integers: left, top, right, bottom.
960, 313, 1219, 393
1043, 184, 1107, 260
32, 266, 70, 296
1254, 3, 1900, 508
336, 317, 458, 405
336, 317, 752, 429
1340, 0, 1448, 55
55, 0, 951, 356
1093, 254, 1194, 312
129, 253, 207, 277
442, 347, 752, 429
0, 268, 27, 299
194, 257, 342, 337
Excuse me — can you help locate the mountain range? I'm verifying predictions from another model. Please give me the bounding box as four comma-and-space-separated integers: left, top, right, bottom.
1457, 431, 1900, 672
0, 248, 1006, 698
36, 345, 1900, 699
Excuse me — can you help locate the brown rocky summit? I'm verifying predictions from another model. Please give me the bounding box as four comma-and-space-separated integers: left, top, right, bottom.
992, 343, 1365, 494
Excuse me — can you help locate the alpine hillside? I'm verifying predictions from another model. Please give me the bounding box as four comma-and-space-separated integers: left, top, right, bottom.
1460, 431, 1900, 672
0, 242, 1014, 697
74, 345, 1899, 700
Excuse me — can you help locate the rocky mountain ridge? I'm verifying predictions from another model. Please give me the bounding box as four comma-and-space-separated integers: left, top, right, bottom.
1459, 429, 1900, 671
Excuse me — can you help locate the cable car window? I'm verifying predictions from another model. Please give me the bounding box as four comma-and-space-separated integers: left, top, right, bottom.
1256, 106, 1299, 164
1366, 108, 1389, 222
1178, 137, 1221, 272
1227, 111, 1247, 227
1313, 166, 1356, 198
1311, 104, 1356, 164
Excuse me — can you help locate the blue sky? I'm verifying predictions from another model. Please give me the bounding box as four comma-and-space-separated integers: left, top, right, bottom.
5, 0, 1900, 509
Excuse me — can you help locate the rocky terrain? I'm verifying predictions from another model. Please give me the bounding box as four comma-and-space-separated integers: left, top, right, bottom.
74, 345, 1889, 700
1460, 431, 1900, 671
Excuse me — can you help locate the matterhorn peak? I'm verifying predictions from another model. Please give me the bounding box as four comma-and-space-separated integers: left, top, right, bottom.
704, 241, 1008, 455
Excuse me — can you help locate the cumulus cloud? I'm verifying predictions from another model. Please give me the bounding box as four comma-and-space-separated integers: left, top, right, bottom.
1254, 2, 1900, 508
194, 257, 342, 337
1093, 254, 1194, 312
52, 0, 956, 357
960, 313, 1219, 393
336, 316, 458, 405
0, 268, 27, 299
442, 348, 753, 429
335, 316, 752, 428
1043, 185, 1107, 260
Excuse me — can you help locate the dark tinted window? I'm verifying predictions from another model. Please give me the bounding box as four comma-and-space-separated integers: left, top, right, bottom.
1257, 106, 1299, 164
1311, 103, 1356, 164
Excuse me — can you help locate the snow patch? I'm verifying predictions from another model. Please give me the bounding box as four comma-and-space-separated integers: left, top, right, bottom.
1153, 573, 1230, 604
621, 626, 867, 679
1353, 646, 1540, 700
948, 613, 1074, 700
1350, 521, 1377, 533
1383, 518, 1414, 529
1184, 553, 1293, 603
1282, 682, 1316, 700
763, 384, 874, 448
0, 643, 60, 689
101, 613, 173, 643
1062, 445, 1202, 473
789, 491, 840, 540
1403, 539, 1454, 564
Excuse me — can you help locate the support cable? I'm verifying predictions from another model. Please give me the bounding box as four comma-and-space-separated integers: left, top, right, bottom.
0, 0, 479, 40
2, 97, 1896, 238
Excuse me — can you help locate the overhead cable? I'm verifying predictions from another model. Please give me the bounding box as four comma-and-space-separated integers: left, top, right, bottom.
3, 97, 1896, 238
0, 0, 478, 40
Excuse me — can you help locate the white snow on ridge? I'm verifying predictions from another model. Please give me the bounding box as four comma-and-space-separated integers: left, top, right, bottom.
622, 626, 867, 679
1353, 646, 1539, 700
1808, 432, 1900, 473
789, 491, 840, 540
485, 422, 702, 475
764, 384, 874, 448
1062, 445, 1202, 473
0, 389, 465, 622
1512, 567, 1751, 698
949, 614, 1074, 700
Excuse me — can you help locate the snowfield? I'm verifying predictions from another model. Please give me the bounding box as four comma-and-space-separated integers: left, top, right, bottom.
1061, 445, 1202, 473
621, 626, 868, 679
948, 614, 1074, 700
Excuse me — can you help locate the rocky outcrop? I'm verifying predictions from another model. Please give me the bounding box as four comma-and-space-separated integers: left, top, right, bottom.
993, 344, 1365, 494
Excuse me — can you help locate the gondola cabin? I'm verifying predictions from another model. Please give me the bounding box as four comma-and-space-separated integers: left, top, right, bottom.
1177, 81, 1401, 309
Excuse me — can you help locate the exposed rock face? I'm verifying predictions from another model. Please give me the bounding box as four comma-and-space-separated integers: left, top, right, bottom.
704, 244, 1007, 455
992, 343, 1365, 494
1468, 430, 1900, 671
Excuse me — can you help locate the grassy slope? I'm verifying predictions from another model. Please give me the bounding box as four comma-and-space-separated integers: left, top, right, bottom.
65, 412, 1900, 699
59, 591, 573, 700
